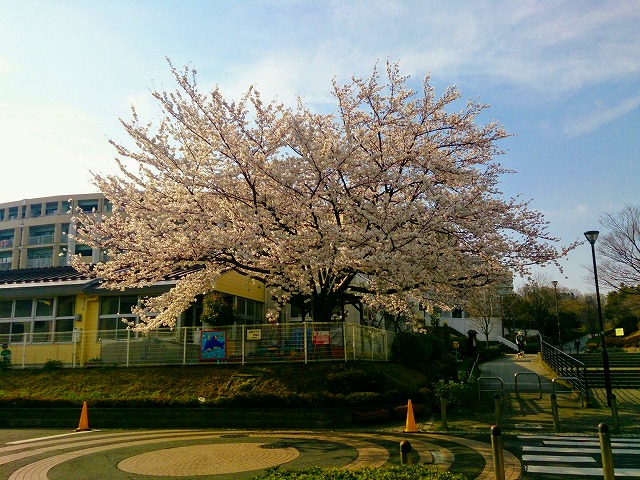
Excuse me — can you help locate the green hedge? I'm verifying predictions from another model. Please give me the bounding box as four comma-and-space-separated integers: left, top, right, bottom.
255, 465, 467, 479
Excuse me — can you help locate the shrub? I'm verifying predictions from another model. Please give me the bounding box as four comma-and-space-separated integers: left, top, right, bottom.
42, 359, 63, 370
391, 332, 432, 367
255, 464, 467, 479
434, 380, 475, 409
326, 366, 386, 394
478, 344, 503, 361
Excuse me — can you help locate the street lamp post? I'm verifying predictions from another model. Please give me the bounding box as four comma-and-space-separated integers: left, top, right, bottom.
584, 230, 613, 406
552, 280, 561, 349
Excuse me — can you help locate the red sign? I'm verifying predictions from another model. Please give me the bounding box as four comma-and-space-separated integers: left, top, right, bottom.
313, 331, 330, 345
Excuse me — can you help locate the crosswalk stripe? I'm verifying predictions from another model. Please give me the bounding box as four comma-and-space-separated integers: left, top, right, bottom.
527, 465, 640, 477
522, 455, 595, 463
523, 446, 640, 454
543, 440, 640, 448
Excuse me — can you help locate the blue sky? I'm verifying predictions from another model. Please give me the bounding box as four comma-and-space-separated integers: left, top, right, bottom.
1, 1, 639, 293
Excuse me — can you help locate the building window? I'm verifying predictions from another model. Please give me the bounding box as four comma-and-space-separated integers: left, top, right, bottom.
0, 209, 4, 221
98, 295, 139, 340
0, 230, 13, 249
45, 202, 59, 216
8, 207, 18, 220
30, 204, 42, 218
75, 245, 93, 257
103, 199, 113, 212
0, 253, 11, 270
0, 296, 75, 343
61, 201, 71, 214
77, 199, 99, 213
235, 297, 263, 323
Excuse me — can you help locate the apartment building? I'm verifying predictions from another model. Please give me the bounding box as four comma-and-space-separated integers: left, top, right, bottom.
0, 194, 267, 366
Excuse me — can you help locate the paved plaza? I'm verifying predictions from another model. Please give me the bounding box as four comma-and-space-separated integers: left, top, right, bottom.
2, 353, 640, 479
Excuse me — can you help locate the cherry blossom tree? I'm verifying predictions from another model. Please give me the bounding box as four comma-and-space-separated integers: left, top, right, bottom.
73, 61, 569, 330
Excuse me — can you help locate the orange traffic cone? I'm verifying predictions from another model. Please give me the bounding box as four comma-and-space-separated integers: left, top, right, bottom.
403, 399, 418, 433
76, 401, 90, 431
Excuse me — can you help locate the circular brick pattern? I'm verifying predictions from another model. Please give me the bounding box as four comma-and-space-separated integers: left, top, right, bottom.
117, 442, 300, 476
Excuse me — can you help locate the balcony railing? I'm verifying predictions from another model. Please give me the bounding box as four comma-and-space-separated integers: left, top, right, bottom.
0, 239, 13, 249
26, 257, 53, 268
28, 235, 54, 246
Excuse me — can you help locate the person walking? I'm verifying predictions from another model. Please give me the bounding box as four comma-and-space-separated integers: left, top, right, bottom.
516, 332, 525, 358
574, 338, 581, 354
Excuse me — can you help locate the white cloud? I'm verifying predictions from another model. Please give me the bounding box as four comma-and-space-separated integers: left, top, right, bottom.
563, 95, 640, 136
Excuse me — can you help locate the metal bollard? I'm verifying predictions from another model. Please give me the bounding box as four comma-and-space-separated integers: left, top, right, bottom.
494, 393, 502, 427
598, 423, 615, 480
400, 440, 413, 465
440, 396, 448, 430
550, 393, 560, 432
610, 394, 620, 433
490, 425, 505, 480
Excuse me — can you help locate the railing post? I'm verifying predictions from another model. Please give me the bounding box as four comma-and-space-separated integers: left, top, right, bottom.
241, 324, 246, 365
440, 396, 448, 430
182, 326, 187, 365
550, 393, 560, 432
598, 423, 615, 480
490, 425, 505, 480
126, 329, 131, 367
494, 394, 502, 427
303, 321, 308, 364
342, 322, 347, 362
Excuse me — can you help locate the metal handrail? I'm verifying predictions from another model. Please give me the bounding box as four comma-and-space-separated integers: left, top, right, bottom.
540, 335, 589, 403
552, 376, 586, 407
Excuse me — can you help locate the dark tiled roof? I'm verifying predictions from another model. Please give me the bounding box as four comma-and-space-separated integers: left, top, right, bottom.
0, 265, 207, 288
0, 266, 89, 285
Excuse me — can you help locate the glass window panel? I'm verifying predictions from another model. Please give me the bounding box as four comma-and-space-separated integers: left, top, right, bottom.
236, 297, 246, 315
10, 321, 30, 342
54, 318, 74, 342
119, 296, 138, 314
246, 300, 256, 317
0, 322, 9, 335
98, 317, 119, 331
35, 298, 54, 317
45, 202, 59, 215
33, 320, 53, 343
75, 245, 92, 257
100, 297, 119, 315
56, 296, 75, 317
0, 300, 12, 318
14, 299, 33, 317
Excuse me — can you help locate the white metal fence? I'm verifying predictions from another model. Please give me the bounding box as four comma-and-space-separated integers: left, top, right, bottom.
2, 322, 394, 368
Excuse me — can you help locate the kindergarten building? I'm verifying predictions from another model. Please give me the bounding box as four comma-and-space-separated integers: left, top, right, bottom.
0, 194, 389, 367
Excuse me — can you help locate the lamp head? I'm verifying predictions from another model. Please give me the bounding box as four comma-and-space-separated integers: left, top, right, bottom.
551, 280, 558, 288
584, 230, 599, 245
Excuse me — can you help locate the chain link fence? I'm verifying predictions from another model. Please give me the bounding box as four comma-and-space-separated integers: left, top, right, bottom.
2, 322, 395, 368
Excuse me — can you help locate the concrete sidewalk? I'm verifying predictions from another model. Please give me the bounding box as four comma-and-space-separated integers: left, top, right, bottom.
435, 353, 640, 435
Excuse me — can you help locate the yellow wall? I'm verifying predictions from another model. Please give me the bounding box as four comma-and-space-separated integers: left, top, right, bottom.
215, 270, 265, 302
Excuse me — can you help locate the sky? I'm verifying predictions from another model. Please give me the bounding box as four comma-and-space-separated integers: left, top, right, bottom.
1, 0, 639, 294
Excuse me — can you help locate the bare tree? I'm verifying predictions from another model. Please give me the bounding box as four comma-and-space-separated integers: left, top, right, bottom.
598, 205, 640, 290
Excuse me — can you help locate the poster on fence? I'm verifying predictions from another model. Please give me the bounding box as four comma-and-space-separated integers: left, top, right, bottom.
200, 330, 226, 361
313, 330, 331, 345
